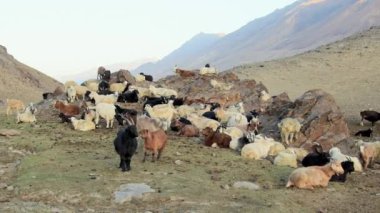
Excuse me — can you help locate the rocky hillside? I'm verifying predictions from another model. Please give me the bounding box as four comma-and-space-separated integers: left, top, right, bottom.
0, 45, 62, 103
229, 26, 380, 123
136, 0, 380, 78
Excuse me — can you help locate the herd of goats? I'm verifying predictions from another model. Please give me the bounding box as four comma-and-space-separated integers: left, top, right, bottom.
3, 65, 380, 190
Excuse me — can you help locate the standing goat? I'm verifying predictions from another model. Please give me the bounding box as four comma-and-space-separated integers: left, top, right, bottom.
114, 118, 138, 172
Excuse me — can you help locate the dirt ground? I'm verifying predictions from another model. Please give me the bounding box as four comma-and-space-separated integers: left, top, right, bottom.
0, 102, 379, 213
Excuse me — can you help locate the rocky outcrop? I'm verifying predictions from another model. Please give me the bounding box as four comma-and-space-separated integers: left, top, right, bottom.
288, 90, 350, 151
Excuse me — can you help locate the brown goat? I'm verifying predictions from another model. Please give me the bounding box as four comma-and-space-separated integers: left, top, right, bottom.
6, 99, 25, 116
175, 68, 196, 78
174, 120, 199, 137
184, 97, 206, 105
140, 129, 168, 162
54, 100, 80, 116
202, 127, 231, 148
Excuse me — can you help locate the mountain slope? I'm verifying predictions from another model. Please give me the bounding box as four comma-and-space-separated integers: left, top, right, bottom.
134, 33, 223, 78
229, 26, 380, 122
0, 45, 62, 103
136, 0, 380, 78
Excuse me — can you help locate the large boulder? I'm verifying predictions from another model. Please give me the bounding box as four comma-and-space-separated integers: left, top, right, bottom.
288, 89, 350, 151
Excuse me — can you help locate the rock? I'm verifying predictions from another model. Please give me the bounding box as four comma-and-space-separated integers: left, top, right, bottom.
291, 90, 350, 150
113, 69, 136, 84
0, 183, 8, 189
263, 89, 350, 151
114, 183, 155, 204
232, 181, 260, 190
174, 160, 182, 165
221, 184, 230, 190
0, 129, 21, 137
6, 185, 14, 191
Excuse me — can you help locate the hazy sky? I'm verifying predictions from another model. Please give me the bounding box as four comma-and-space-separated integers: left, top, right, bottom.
1, 0, 298, 79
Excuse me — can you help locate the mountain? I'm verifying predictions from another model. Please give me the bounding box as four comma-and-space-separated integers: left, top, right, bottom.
0, 45, 61, 103
135, 0, 380, 79
58, 57, 158, 83
134, 33, 224, 78
229, 26, 380, 120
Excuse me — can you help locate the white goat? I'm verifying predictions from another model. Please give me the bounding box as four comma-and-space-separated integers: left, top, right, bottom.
200, 67, 217, 75
277, 118, 302, 145
70, 117, 96, 131
110, 81, 128, 93
149, 85, 178, 98
187, 113, 220, 131
16, 103, 37, 123
89, 91, 118, 105
92, 103, 116, 128
67, 86, 76, 103
329, 147, 363, 172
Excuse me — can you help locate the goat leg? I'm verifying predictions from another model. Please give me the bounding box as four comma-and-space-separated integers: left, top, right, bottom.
142, 151, 147, 163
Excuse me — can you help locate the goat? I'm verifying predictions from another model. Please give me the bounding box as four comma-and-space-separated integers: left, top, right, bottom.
118, 90, 139, 103
16, 103, 37, 123
97, 66, 106, 80
140, 129, 167, 162
202, 127, 231, 148
139, 72, 153, 82
98, 80, 110, 94
277, 118, 302, 145
358, 141, 380, 169
360, 110, 380, 126
6, 99, 25, 116
143, 96, 168, 109
330, 160, 355, 182
42, 92, 54, 100
286, 161, 344, 190
354, 128, 373, 137
329, 147, 363, 172
54, 100, 80, 117
301, 143, 330, 167
175, 68, 196, 78
114, 117, 138, 171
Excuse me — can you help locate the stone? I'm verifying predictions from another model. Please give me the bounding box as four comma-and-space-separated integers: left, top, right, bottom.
6, 185, 14, 191
0, 129, 21, 137
114, 183, 155, 204
232, 181, 260, 190
174, 160, 182, 165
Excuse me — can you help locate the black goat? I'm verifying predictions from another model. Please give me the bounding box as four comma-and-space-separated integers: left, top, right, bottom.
42, 92, 54, 100
139, 72, 153, 82
102, 70, 111, 81
246, 110, 259, 123
143, 96, 168, 109
330, 160, 355, 182
360, 110, 380, 126
114, 118, 138, 172
210, 102, 221, 111
59, 113, 72, 123
115, 105, 138, 126
301, 144, 330, 167
202, 111, 218, 121
169, 96, 184, 106
117, 90, 139, 103
98, 80, 110, 95
355, 128, 373, 137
